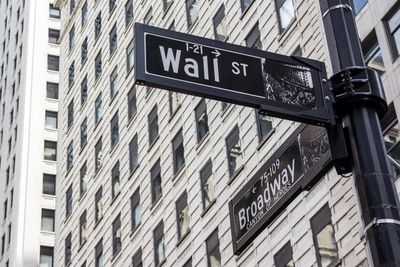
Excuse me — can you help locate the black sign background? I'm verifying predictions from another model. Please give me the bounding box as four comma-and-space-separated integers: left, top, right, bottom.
229, 124, 332, 254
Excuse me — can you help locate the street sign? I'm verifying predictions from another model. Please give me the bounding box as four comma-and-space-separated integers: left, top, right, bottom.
135, 23, 334, 126
229, 124, 332, 255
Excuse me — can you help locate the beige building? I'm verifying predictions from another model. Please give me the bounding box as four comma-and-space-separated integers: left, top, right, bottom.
53, 0, 400, 267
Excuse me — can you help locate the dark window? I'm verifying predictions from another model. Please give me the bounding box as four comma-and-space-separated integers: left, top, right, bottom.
144, 8, 153, 25
70, 0, 76, 14
81, 1, 88, 26
112, 214, 122, 255
111, 161, 120, 199
195, 99, 209, 142
173, 129, 185, 174
183, 258, 192, 267
47, 55, 59, 71
95, 187, 103, 222
46, 82, 58, 99
200, 160, 215, 210
95, 93, 103, 125
110, 67, 118, 98
80, 162, 88, 196
109, 0, 116, 13
383, 107, 400, 180
275, 0, 295, 32
186, 0, 198, 29
81, 37, 88, 64
131, 188, 141, 231
111, 112, 119, 146
125, 0, 133, 26
353, 0, 368, 14
246, 24, 261, 49
81, 76, 88, 105
49, 4, 60, 19
95, 239, 104, 267
154, 221, 165, 266
95, 52, 102, 80
95, 12, 102, 39
274, 242, 294, 267
67, 142, 73, 170
151, 159, 162, 204
65, 233, 72, 266
65, 185, 73, 218
95, 138, 103, 172
213, 5, 228, 41
45, 111, 58, 129
148, 105, 159, 146
163, 0, 173, 12
206, 229, 221, 267
44, 141, 57, 161
40, 246, 54, 267
256, 111, 273, 142
69, 25, 75, 50
1, 235, 4, 255
2, 200, 6, 220
128, 87, 137, 120
127, 38, 134, 71
362, 30, 385, 75
176, 191, 189, 240
68, 62, 75, 88
43, 174, 56, 195
226, 125, 243, 178
68, 100, 74, 128
132, 248, 142, 267
109, 24, 117, 55
48, 29, 60, 44
241, 0, 254, 11
80, 211, 87, 245
385, 3, 400, 60
310, 204, 339, 267
169, 91, 180, 115
80, 118, 88, 149
129, 134, 139, 173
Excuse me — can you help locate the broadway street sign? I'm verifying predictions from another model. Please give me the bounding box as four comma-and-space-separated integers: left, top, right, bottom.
135, 23, 334, 126
229, 124, 332, 254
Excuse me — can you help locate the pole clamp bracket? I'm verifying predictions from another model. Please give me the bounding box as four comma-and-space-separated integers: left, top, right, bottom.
322, 4, 353, 18
364, 218, 400, 236
330, 67, 387, 119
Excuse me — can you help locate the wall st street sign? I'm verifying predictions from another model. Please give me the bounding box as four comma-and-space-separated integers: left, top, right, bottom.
135, 23, 334, 126
229, 125, 332, 254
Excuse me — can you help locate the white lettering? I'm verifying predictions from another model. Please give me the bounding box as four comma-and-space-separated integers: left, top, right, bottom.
184, 58, 199, 78
213, 57, 220, 82
202, 56, 209, 80
159, 46, 181, 73
239, 209, 246, 230
288, 158, 295, 183
232, 62, 240, 75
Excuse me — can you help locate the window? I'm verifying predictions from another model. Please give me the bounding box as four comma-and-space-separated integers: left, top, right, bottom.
109, 0, 117, 13
109, 24, 117, 56
353, 0, 368, 14
183, 259, 192, 267
383, 109, 400, 180
169, 92, 180, 115
132, 248, 142, 267
362, 30, 385, 75
148, 105, 159, 146
49, 4, 60, 19
274, 242, 294, 267
386, 4, 400, 59
43, 174, 56, 195
69, 25, 75, 50
81, 1, 88, 26
68, 62, 75, 88
48, 29, 60, 44
112, 214, 122, 255
80, 211, 87, 245
81, 76, 88, 104
111, 161, 120, 199
311, 204, 339, 267
65, 233, 72, 266
241, 0, 254, 11
125, 0, 133, 26
95, 93, 103, 124
131, 188, 141, 231
45, 111, 58, 129
154, 221, 165, 266
226, 125, 243, 178
80, 162, 88, 196
81, 37, 88, 64
95, 187, 103, 222
213, 5, 228, 41
67, 142, 73, 170
110, 67, 118, 98
40, 246, 54, 267
95, 239, 104, 267
173, 129, 185, 174
195, 99, 209, 142
68, 100, 74, 128
95, 138, 103, 172
46, 82, 58, 99
128, 87, 137, 120
246, 24, 261, 49
111, 112, 119, 146
144, 8, 153, 25
1, 235, 4, 255
176, 191, 189, 240
206, 229, 221, 267
151, 159, 162, 204
47, 55, 59, 71
129, 134, 139, 172
95, 52, 102, 80
95, 12, 102, 39
256, 112, 273, 142
7, 223, 11, 244
65, 185, 73, 218
275, 0, 295, 32
186, 0, 198, 29
126, 38, 134, 71
3, 200, 7, 220
163, 0, 173, 12
41, 209, 55, 232
70, 0, 76, 14
200, 160, 215, 210
44, 141, 57, 161
80, 118, 88, 149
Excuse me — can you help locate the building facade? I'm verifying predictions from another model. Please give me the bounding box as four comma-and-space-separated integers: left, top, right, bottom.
54, 0, 400, 267
0, 0, 61, 266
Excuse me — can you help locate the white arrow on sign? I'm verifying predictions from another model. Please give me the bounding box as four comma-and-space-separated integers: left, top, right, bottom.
211, 49, 221, 57
252, 186, 257, 194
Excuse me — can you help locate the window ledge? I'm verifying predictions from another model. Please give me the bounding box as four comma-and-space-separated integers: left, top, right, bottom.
220, 104, 234, 120
78, 240, 87, 252
176, 229, 191, 247
126, 112, 138, 129
130, 224, 142, 240
40, 230, 55, 236
79, 143, 88, 155
256, 128, 275, 150
109, 141, 120, 156
168, 104, 182, 122
79, 190, 88, 202
150, 195, 163, 213
200, 199, 216, 217
42, 194, 56, 200
277, 19, 297, 43
109, 91, 119, 106
148, 136, 160, 152
64, 213, 72, 224
94, 217, 103, 230
111, 248, 123, 263
173, 164, 186, 182
111, 192, 121, 205
195, 132, 210, 152
235, 242, 253, 261
129, 164, 140, 180
240, 0, 256, 20
124, 19, 135, 34
162, 2, 174, 19
227, 165, 244, 185
157, 259, 167, 267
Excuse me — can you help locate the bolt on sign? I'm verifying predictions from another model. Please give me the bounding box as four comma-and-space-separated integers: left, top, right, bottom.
134, 23, 333, 127
229, 124, 332, 254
